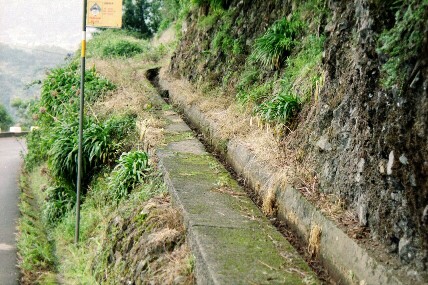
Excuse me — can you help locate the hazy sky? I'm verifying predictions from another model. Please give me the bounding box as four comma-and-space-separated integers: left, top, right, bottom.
0, 1, 96, 116
0, 0, 86, 51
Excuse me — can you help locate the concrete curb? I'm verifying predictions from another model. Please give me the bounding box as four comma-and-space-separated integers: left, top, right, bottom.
155, 109, 319, 284
158, 69, 419, 285
0, 132, 28, 138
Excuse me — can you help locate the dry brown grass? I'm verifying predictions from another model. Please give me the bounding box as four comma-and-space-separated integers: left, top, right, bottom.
308, 224, 322, 257
137, 115, 167, 152
152, 26, 176, 47
89, 58, 156, 117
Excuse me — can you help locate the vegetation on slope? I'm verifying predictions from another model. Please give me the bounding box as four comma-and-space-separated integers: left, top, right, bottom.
18, 27, 194, 284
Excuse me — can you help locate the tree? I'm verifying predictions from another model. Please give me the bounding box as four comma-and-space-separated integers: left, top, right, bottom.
0, 103, 13, 132
11, 98, 35, 130
123, 0, 161, 38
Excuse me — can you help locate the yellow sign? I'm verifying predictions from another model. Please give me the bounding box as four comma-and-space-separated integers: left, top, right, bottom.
87, 0, 123, 28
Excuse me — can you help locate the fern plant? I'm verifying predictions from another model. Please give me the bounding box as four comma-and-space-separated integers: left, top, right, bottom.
250, 15, 304, 69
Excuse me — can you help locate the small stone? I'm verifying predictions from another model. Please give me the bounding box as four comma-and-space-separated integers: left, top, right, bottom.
422, 205, 428, 224
316, 136, 332, 151
355, 158, 365, 183
399, 154, 408, 165
398, 236, 415, 264
357, 194, 368, 226
387, 151, 394, 175
409, 174, 417, 187
378, 161, 385, 174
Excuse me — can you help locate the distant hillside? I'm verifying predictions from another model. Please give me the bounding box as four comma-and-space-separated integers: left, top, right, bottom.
0, 44, 67, 118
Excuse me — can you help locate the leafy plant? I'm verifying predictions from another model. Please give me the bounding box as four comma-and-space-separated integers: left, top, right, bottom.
43, 184, 76, 226
250, 15, 304, 69
24, 130, 48, 171
237, 80, 274, 105
257, 92, 302, 123
281, 35, 325, 101
38, 62, 114, 125
108, 150, 150, 200
48, 115, 135, 186
212, 30, 234, 53
377, 0, 427, 89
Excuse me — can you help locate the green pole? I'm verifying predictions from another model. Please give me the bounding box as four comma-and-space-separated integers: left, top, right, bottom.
75, 0, 87, 244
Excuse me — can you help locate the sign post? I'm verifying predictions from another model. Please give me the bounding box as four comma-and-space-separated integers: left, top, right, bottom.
75, 0, 122, 244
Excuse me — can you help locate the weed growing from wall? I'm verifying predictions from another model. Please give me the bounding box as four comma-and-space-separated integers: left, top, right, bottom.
377, 0, 427, 89
281, 35, 325, 101
250, 15, 304, 69
257, 92, 302, 123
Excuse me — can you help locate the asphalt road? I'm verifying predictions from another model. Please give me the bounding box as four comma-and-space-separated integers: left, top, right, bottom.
0, 137, 26, 285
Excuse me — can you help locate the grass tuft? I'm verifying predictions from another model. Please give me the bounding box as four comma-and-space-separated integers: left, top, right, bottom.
250, 15, 304, 69
257, 92, 302, 123
108, 150, 151, 200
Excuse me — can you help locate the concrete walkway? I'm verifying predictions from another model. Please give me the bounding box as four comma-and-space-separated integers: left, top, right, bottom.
155, 110, 319, 284
0, 137, 25, 284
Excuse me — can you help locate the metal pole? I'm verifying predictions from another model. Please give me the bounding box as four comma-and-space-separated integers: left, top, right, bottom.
75, 0, 87, 244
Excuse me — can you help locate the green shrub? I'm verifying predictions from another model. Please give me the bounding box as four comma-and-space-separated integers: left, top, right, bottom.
250, 15, 304, 69
43, 184, 76, 226
212, 30, 234, 53
24, 130, 48, 171
257, 92, 301, 123
38, 62, 114, 126
86, 30, 149, 59
0, 103, 13, 131
101, 40, 144, 58
48, 115, 135, 186
108, 150, 150, 200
